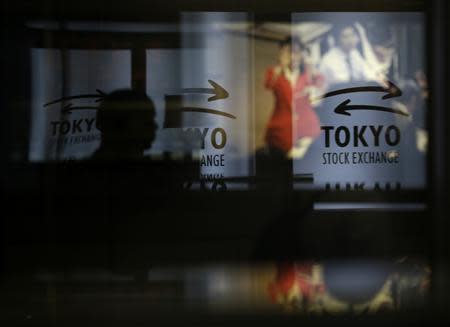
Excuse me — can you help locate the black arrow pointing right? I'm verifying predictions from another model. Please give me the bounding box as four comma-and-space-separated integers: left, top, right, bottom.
44, 89, 105, 107
174, 80, 229, 102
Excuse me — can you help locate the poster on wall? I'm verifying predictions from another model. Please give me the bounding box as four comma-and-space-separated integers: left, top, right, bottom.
146, 12, 253, 190
29, 49, 131, 161
29, 13, 427, 193
280, 12, 427, 191
29, 15, 253, 190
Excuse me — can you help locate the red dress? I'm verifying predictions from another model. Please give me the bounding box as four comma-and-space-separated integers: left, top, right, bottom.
264, 66, 323, 153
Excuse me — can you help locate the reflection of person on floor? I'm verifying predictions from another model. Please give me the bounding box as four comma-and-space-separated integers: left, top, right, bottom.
92, 89, 158, 160
319, 22, 386, 87
268, 262, 325, 313
264, 37, 324, 159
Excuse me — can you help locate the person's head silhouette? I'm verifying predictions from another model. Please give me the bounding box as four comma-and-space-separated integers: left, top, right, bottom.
93, 89, 157, 160
333, 23, 359, 54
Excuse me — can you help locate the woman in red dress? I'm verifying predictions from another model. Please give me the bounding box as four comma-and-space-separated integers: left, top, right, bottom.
265, 37, 324, 158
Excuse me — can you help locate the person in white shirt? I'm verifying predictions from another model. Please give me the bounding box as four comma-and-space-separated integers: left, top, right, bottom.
319, 23, 385, 87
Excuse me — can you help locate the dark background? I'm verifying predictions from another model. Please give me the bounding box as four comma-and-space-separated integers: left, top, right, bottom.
1, 0, 449, 325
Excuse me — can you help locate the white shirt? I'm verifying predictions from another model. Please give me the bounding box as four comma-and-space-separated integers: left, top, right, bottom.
319, 47, 378, 87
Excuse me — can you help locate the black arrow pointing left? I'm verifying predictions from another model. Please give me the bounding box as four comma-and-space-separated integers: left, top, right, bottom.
316, 81, 402, 101
61, 103, 99, 114
335, 99, 410, 117
176, 107, 236, 119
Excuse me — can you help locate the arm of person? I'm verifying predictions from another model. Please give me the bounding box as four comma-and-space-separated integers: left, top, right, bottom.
265, 65, 282, 90
296, 65, 327, 105
318, 56, 336, 92
354, 22, 385, 82
309, 71, 327, 106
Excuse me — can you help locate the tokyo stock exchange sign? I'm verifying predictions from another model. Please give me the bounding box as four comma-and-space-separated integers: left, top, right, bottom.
294, 81, 427, 191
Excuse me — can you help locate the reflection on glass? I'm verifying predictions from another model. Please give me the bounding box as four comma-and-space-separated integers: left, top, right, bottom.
25, 260, 429, 315
263, 37, 324, 159
26, 13, 428, 193
288, 13, 427, 191
30, 49, 131, 161
268, 260, 429, 314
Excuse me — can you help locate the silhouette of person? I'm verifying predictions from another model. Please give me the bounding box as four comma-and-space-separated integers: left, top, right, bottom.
92, 89, 158, 160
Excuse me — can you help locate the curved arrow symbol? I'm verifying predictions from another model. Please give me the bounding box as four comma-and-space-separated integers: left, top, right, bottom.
61, 103, 99, 114
178, 107, 236, 119
335, 99, 410, 117
317, 81, 402, 100
60, 105, 237, 119
177, 80, 229, 102
44, 89, 105, 107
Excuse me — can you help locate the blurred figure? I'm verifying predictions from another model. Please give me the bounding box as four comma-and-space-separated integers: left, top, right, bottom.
268, 262, 325, 313
392, 71, 428, 154
267, 260, 429, 314
319, 22, 385, 87
412, 70, 429, 154
264, 36, 324, 159
92, 89, 158, 160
